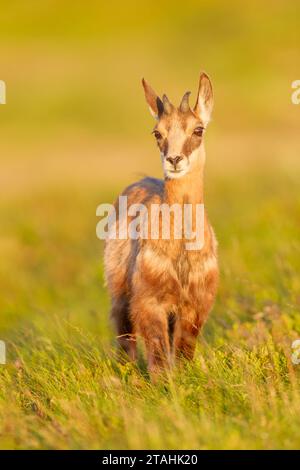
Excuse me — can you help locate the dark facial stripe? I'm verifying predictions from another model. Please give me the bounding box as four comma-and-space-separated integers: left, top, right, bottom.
182, 135, 202, 157
161, 139, 168, 156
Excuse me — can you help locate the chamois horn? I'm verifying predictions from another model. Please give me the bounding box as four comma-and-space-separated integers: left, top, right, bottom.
162, 94, 174, 114
179, 91, 191, 113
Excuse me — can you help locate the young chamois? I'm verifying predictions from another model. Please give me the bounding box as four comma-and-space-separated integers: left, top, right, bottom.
104, 73, 219, 377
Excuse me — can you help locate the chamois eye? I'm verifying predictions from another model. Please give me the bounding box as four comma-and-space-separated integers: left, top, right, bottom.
193, 126, 204, 137
153, 130, 162, 140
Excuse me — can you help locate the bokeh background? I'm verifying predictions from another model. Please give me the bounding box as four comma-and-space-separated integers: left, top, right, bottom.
0, 0, 300, 449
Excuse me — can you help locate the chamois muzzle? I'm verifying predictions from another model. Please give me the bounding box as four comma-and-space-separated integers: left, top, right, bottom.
166, 155, 184, 169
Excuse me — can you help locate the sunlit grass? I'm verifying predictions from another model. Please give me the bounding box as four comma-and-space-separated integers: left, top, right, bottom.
0, 170, 300, 449
0, 0, 300, 450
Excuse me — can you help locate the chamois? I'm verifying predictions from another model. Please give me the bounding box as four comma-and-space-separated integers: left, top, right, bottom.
104, 73, 219, 377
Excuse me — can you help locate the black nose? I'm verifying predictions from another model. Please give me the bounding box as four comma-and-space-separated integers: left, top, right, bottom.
166, 155, 183, 168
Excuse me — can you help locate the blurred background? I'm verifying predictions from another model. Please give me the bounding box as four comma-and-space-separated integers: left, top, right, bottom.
1, 0, 300, 334
0, 0, 300, 449
1, 0, 300, 341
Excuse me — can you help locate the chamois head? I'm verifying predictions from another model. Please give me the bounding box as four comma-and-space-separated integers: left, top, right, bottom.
142, 73, 213, 179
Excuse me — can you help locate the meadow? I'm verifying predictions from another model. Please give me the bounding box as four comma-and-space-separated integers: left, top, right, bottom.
0, 0, 300, 449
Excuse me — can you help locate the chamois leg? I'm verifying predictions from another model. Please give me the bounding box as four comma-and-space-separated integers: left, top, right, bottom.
175, 279, 218, 361
174, 315, 201, 361
168, 312, 177, 366
110, 296, 136, 362
132, 303, 171, 378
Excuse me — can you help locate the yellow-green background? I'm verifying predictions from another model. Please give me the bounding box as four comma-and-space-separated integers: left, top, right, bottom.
0, 0, 300, 449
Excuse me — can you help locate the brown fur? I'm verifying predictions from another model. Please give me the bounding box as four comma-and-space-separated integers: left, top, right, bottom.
104, 73, 219, 378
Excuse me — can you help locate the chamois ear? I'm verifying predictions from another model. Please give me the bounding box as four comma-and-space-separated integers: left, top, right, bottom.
142, 78, 164, 119
193, 72, 213, 126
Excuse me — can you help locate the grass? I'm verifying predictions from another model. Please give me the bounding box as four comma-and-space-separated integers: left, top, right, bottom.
0, 169, 300, 449
0, 0, 300, 450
